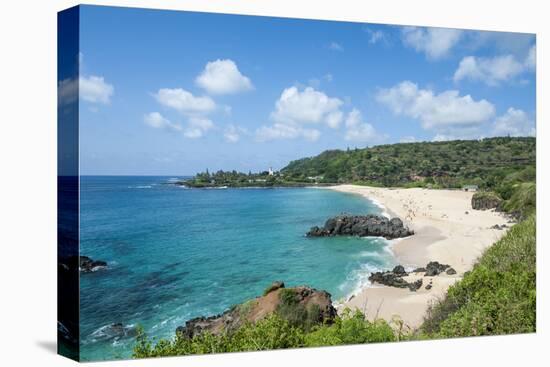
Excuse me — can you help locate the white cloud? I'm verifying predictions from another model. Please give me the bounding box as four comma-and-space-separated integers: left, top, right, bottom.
79, 75, 114, 104
271, 86, 344, 127
188, 116, 214, 131
154, 88, 216, 115
343, 108, 379, 142
183, 116, 215, 139
453, 47, 535, 86
364, 28, 388, 45
469, 31, 535, 56
400, 136, 417, 143
195, 59, 253, 95
255, 123, 320, 142
432, 134, 454, 142
493, 108, 535, 137
224, 124, 248, 143
183, 128, 204, 139
144, 112, 214, 139
58, 78, 78, 106
402, 27, 463, 60
328, 41, 344, 51
376, 81, 495, 131
144, 112, 182, 131
525, 45, 536, 71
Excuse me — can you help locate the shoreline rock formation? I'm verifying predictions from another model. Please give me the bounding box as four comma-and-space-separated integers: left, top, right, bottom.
306, 214, 414, 239
58, 255, 108, 273
176, 282, 336, 338
368, 262, 457, 291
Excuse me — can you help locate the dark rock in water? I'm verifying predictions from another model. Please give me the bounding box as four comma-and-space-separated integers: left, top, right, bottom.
263, 281, 285, 295
177, 283, 336, 339
408, 279, 423, 291
58, 255, 108, 273
79, 256, 108, 273
424, 261, 450, 277
446, 267, 457, 275
307, 214, 414, 240
425, 284, 432, 290
490, 224, 507, 230
90, 323, 137, 342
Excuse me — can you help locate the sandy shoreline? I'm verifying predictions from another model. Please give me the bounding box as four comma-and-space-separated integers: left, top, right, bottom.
327, 184, 511, 329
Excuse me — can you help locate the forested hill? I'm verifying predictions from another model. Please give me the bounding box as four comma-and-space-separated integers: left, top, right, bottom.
281, 137, 536, 189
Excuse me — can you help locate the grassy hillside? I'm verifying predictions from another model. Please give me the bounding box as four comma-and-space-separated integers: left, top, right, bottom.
282, 137, 535, 189
420, 214, 536, 337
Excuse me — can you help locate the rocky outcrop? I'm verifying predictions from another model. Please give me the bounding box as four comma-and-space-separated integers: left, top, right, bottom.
368, 265, 422, 292
58, 255, 108, 273
471, 192, 502, 210
79, 256, 108, 272
369, 262, 458, 291
176, 283, 336, 338
424, 261, 450, 276
307, 214, 414, 240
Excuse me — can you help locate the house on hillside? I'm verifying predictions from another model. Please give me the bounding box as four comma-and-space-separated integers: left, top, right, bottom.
462, 185, 479, 192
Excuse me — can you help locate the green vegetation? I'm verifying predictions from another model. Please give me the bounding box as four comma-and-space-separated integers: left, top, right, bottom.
178, 169, 323, 188
282, 137, 535, 189
420, 214, 536, 337
501, 182, 536, 219
133, 310, 398, 358
275, 288, 321, 330
180, 137, 535, 189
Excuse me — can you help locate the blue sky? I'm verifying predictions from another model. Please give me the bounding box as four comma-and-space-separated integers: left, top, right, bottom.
73, 5, 536, 175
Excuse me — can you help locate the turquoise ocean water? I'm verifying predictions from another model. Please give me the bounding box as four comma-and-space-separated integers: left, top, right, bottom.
79, 176, 396, 360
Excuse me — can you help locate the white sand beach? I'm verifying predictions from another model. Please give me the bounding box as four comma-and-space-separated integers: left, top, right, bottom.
328, 185, 511, 329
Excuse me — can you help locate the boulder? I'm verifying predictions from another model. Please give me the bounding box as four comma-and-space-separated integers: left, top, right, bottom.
408, 279, 423, 291
424, 261, 450, 277
307, 214, 413, 240
392, 265, 407, 275
471, 192, 502, 210
79, 256, 108, 273
58, 255, 108, 273
446, 267, 457, 275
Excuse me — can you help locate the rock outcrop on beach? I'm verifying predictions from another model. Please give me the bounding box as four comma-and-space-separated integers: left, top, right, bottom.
176, 282, 336, 338
368, 266, 423, 291
368, 262, 457, 291
306, 214, 414, 239
471, 192, 503, 210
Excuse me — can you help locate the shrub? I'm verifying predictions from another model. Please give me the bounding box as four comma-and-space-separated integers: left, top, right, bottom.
305, 309, 395, 346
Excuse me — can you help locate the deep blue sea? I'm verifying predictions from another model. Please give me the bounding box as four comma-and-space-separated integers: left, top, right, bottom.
79, 176, 395, 360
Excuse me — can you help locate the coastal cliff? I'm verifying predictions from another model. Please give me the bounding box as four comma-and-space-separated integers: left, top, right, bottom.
176, 282, 336, 338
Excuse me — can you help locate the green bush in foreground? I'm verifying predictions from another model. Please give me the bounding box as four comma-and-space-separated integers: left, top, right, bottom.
133, 310, 396, 358
421, 214, 536, 337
